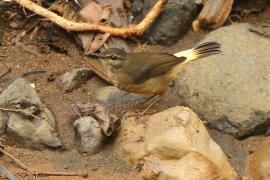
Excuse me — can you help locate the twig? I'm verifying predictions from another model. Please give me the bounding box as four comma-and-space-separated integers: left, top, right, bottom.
0, 145, 87, 178
0, 107, 41, 120
0, 68, 11, 79
0, 147, 34, 174
14, 0, 168, 37
34, 171, 88, 177
0, 166, 18, 180
0, 54, 7, 58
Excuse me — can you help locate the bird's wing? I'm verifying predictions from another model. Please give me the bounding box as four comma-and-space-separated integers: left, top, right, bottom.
131, 53, 186, 84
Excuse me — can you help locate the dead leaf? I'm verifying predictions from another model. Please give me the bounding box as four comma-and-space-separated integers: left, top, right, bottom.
72, 102, 120, 136
75, 1, 111, 55
84, 32, 110, 55
79, 1, 103, 22
77, 32, 95, 54
97, 0, 128, 27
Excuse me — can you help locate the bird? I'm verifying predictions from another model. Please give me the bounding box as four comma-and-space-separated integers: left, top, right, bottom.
92, 42, 221, 96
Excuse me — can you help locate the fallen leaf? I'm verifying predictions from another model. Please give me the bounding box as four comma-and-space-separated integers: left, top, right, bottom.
77, 32, 95, 54
72, 102, 120, 136
76, 1, 111, 55
85, 32, 110, 55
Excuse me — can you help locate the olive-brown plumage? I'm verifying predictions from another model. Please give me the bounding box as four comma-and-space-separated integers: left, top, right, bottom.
95, 42, 221, 96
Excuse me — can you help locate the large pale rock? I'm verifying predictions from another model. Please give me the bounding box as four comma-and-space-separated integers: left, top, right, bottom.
245, 139, 270, 180
117, 106, 236, 179
0, 78, 62, 148
142, 153, 222, 180
176, 23, 270, 138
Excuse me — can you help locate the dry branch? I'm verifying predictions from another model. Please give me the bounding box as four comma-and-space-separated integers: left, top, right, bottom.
34, 171, 88, 177
0, 147, 34, 174
14, 0, 168, 37
192, 0, 234, 31
0, 145, 87, 178
0, 107, 41, 120
0, 68, 11, 80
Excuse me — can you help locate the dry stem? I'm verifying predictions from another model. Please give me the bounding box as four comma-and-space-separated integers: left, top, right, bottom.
0, 107, 41, 120
34, 171, 88, 177
0, 146, 87, 178
14, 0, 168, 37
0, 147, 33, 174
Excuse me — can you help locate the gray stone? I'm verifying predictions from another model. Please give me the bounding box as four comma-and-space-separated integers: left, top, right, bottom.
56, 68, 94, 93
7, 113, 62, 148
176, 23, 270, 138
0, 78, 62, 148
131, 0, 197, 45
92, 86, 147, 109
74, 117, 104, 153
0, 78, 42, 106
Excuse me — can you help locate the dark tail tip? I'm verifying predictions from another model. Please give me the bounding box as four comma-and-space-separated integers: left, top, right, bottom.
194, 41, 221, 58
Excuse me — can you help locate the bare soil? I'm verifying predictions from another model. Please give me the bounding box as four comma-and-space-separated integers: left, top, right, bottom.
0, 2, 270, 179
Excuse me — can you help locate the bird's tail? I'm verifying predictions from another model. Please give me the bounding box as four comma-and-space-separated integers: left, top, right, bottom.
173, 42, 221, 61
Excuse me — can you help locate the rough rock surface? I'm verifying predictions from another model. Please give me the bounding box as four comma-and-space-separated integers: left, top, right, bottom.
56, 68, 94, 93
131, 0, 197, 45
0, 111, 8, 134
141, 153, 223, 180
176, 23, 270, 138
116, 106, 236, 179
0, 78, 62, 148
245, 139, 270, 180
74, 117, 104, 153
92, 86, 147, 109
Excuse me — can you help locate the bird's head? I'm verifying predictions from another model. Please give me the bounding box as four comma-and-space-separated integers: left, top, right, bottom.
100, 48, 127, 60
91, 48, 127, 69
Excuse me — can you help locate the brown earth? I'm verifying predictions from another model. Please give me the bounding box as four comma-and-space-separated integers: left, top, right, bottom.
0, 1, 269, 179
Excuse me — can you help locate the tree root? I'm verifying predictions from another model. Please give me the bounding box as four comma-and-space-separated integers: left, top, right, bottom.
14, 0, 168, 37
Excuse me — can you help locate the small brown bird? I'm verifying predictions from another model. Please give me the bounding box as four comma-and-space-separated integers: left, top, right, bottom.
94, 42, 221, 96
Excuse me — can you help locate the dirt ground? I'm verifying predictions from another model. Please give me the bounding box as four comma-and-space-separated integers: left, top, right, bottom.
0, 2, 270, 179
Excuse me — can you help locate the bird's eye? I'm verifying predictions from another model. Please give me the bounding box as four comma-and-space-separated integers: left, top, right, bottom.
111, 55, 117, 60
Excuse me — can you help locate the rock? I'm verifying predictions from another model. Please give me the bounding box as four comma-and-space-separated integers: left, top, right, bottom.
116, 106, 236, 179
131, 0, 197, 45
0, 111, 8, 134
7, 113, 61, 148
0, 78, 42, 106
74, 117, 104, 153
176, 23, 270, 138
92, 86, 147, 109
141, 153, 222, 180
245, 139, 270, 180
0, 78, 62, 148
56, 68, 94, 93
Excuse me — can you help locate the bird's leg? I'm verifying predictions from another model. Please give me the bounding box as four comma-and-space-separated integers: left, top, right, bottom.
142, 94, 158, 104
139, 95, 160, 116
